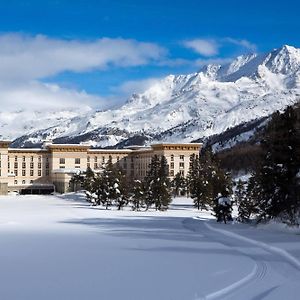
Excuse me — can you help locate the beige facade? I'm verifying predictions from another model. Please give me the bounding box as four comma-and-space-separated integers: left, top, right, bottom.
0, 141, 201, 194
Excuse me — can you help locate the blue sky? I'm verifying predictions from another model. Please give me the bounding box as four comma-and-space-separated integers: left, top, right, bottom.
0, 0, 299, 110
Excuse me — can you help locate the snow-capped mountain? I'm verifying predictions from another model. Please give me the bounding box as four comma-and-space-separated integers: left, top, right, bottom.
3, 45, 300, 148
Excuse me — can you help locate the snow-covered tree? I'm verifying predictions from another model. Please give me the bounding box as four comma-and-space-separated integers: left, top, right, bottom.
253, 106, 300, 224
144, 155, 171, 210
130, 179, 145, 211
235, 179, 256, 222
171, 172, 187, 196
187, 148, 232, 211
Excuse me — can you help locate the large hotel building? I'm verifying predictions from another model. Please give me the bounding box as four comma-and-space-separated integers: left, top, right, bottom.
0, 141, 201, 195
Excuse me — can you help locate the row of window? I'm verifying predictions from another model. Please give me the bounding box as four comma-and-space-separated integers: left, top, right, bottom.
170, 154, 199, 161
87, 155, 122, 162
8, 162, 48, 169
14, 179, 34, 185
169, 170, 184, 177
59, 158, 81, 165
9, 156, 48, 162
9, 169, 50, 177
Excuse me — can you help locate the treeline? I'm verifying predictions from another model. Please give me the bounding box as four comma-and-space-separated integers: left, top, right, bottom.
71, 148, 232, 212
71, 155, 172, 211
234, 105, 300, 225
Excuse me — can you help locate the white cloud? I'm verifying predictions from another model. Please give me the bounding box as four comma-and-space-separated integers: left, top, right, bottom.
113, 77, 162, 95
0, 81, 105, 112
183, 39, 219, 57
195, 57, 234, 67
183, 37, 257, 57
223, 37, 257, 52
0, 33, 167, 112
0, 34, 167, 81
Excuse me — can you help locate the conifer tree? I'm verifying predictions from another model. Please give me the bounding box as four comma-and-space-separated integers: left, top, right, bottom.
187, 148, 232, 211
172, 172, 186, 196
254, 106, 300, 224
130, 179, 145, 211
144, 155, 171, 210
83, 166, 95, 191
235, 179, 254, 222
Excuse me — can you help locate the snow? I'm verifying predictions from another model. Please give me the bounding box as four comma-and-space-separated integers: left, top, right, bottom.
2, 45, 300, 148
0, 193, 299, 300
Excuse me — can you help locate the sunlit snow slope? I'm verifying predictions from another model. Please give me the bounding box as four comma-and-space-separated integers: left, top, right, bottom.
2, 45, 300, 147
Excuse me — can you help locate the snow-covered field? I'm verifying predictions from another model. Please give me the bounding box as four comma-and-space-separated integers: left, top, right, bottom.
0, 193, 299, 300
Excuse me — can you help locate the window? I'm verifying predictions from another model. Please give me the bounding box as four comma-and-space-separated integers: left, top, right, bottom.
14, 180, 18, 185
170, 155, 174, 161
87, 156, 90, 162
22, 162, 26, 169
38, 156, 41, 162
30, 180, 33, 184
30, 170, 34, 176
75, 158, 80, 165
102, 156, 105, 163
170, 170, 174, 176
30, 156, 34, 162
15, 156, 18, 162
14, 169, 18, 176
94, 163, 98, 169
59, 166, 65, 169
38, 170, 41, 176
179, 170, 184, 176
14, 162, 18, 169
170, 162, 174, 169
59, 158, 65, 164
22, 170, 26, 176
30, 162, 34, 169
22, 180, 25, 185
46, 170, 49, 176
46, 163, 49, 169
38, 163, 42, 169
22, 156, 26, 162
94, 156, 98, 162
179, 162, 184, 168
87, 163, 90, 168
180, 155, 184, 160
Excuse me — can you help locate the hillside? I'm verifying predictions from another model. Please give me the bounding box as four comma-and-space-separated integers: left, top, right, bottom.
2, 45, 300, 148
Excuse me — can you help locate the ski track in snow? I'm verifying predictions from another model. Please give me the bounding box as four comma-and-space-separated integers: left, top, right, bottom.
203, 220, 300, 270
182, 217, 300, 300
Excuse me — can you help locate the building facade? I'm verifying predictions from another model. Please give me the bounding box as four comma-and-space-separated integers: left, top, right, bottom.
0, 141, 201, 195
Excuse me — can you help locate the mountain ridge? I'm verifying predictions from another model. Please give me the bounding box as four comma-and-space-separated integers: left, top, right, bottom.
2, 44, 300, 148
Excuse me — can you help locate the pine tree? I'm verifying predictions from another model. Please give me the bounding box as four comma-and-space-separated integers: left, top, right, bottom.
187, 148, 232, 211
82, 166, 95, 191
171, 172, 186, 196
187, 153, 212, 210
144, 155, 171, 210
235, 179, 254, 222
69, 172, 84, 192
130, 179, 145, 211
254, 106, 300, 224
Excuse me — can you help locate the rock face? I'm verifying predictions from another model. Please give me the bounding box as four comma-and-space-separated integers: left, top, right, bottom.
2, 45, 300, 148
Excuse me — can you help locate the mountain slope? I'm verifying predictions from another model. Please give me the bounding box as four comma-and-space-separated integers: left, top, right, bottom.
2, 44, 300, 148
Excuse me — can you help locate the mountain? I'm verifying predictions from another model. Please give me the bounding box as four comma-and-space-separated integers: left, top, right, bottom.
2, 45, 300, 148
